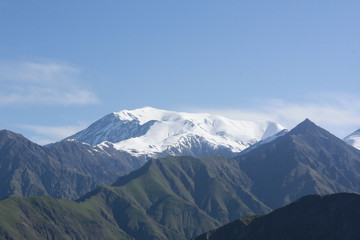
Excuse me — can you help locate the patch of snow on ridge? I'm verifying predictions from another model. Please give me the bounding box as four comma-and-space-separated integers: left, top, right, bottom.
344, 129, 360, 150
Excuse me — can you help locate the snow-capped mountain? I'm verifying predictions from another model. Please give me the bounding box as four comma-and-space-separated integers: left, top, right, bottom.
344, 129, 360, 150
66, 107, 285, 158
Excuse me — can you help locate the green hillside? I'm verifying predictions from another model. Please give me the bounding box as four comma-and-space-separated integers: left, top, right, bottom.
0, 156, 269, 240
0, 195, 132, 240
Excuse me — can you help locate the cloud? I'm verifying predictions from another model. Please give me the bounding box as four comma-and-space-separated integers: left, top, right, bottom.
0, 61, 100, 105
18, 123, 88, 145
197, 94, 360, 138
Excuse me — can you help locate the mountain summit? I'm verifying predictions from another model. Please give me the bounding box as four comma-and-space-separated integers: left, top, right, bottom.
237, 118, 360, 209
65, 107, 285, 158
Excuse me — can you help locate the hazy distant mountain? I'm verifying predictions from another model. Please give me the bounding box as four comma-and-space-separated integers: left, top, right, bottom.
65, 107, 285, 158
344, 128, 360, 150
236, 119, 360, 209
0, 130, 141, 200
194, 193, 360, 240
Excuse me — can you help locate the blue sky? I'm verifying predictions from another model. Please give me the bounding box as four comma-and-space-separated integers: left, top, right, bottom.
0, 1, 359, 144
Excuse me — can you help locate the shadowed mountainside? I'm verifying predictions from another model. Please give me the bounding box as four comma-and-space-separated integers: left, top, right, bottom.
194, 193, 360, 240
236, 119, 360, 209
0, 130, 142, 200
2, 119, 360, 239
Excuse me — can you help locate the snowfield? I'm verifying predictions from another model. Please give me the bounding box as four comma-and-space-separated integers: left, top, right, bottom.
67, 107, 285, 158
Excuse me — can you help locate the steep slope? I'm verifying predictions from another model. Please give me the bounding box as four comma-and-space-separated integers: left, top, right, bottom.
344, 128, 360, 150
0, 130, 140, 200
237, 119, 360, 209
47, 140, 144, 185
195, 193, 360, 240
0, 195, 133, 240
66, 107, 285, 158
78, 156, 270, 240
0, 155, 270, 240
0, 130, 98, 199
238, 129, 288, 155
3, 120, 360, 240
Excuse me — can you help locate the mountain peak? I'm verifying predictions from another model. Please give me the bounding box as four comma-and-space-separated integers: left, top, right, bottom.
65, 107, 285, 158
0, 129, 28, 142
0, 129, 20, 137
298, 118, 316, 127
113, 106, 168, 124
288, 118, 319, 135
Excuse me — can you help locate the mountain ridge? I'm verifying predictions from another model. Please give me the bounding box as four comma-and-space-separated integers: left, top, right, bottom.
0, 129, 142, 200
65, 107, 285, 158
236, 118, 360, 209
2, 119, 360, 239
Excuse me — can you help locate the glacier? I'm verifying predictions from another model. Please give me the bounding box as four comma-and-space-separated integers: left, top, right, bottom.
66, 107, 286, 158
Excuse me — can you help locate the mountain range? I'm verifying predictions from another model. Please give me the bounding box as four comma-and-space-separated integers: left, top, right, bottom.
236, 118, 360, 209
0, 130, 143, 200
66, 107, 285, 158
0, 107, 286, 200
1, 115, 360, 239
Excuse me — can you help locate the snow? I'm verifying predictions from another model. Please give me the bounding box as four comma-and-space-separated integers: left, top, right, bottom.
66, 107, 286, 158
97, 141, 114, 156
106, 107, 285, 157
344, 129, 360, 150
114, 106, 168, 125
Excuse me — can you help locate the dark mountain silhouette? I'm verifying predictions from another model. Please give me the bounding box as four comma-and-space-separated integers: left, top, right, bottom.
195, 193, 360, 240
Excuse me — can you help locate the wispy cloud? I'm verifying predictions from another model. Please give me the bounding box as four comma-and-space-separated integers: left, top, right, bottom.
196, 94, 360, 138
0, 61, 99, 105
18, 123, 88, 145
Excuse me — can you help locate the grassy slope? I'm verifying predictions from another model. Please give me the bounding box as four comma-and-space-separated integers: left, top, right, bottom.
79, 156, 270, 239
0, 195, 132, 240
0, 156, 271, 240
